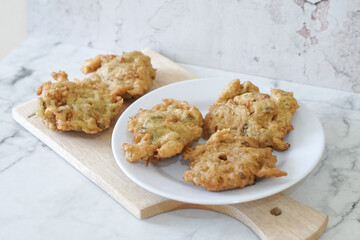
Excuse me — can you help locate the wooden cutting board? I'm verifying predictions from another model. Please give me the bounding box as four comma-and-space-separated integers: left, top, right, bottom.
12, 49, 328, 240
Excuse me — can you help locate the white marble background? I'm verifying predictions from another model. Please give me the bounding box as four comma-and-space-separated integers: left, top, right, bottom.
28, 0, 360, 92
1, 37, 360, 239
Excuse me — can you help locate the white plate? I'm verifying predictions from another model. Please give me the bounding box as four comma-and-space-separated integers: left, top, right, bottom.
112, 78, 325, 205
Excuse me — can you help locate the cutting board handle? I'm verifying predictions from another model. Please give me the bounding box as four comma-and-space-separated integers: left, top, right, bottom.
146, 193, 328, 240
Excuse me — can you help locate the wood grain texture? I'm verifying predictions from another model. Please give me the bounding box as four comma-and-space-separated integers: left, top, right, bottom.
12, 49, 327, 240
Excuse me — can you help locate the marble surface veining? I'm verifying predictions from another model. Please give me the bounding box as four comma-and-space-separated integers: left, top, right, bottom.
1, 37, 360, 239
27, 0, 360, 93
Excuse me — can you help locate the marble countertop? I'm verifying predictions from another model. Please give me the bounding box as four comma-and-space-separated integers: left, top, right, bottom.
1, 37, 359, 240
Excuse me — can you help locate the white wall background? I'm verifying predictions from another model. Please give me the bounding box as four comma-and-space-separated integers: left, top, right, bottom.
23, 0, 360, 92
0, 0, 27, 59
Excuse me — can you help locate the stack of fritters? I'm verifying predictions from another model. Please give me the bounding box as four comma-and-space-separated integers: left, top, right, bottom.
36, 51, 295, 192
36, 51, 156, 134
123, 79, 299, 192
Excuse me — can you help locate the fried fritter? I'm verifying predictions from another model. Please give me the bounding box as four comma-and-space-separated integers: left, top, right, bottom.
122, 99, 203, 163
182, 129, 287, 191
36, 71, 123, 134
203, 80, 299, 151
81, 51, 156, 99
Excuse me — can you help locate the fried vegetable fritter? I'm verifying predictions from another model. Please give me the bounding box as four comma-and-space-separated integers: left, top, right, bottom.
122, 99, 203, 163
81, 51, 156, 99
182, 129, 287, 191
203, 79, 299, 151
36, 71, 123, 134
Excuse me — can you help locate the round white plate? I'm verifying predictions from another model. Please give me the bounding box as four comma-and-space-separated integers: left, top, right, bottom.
112, 78, 325, 205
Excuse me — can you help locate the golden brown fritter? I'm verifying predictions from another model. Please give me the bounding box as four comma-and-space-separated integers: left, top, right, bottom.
182, 129, 287, 192
81, 51, 156, 99
203, 80, 299, 151
122, 99, 203, 163
36, 71, 123, 134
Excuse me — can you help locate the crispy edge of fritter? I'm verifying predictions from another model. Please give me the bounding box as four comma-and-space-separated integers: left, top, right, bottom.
216, 79, 259, 103
182, 129, 287, 191
122, 98, 203, 163
80, 54, 117, 74
270, 88, 300, 130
